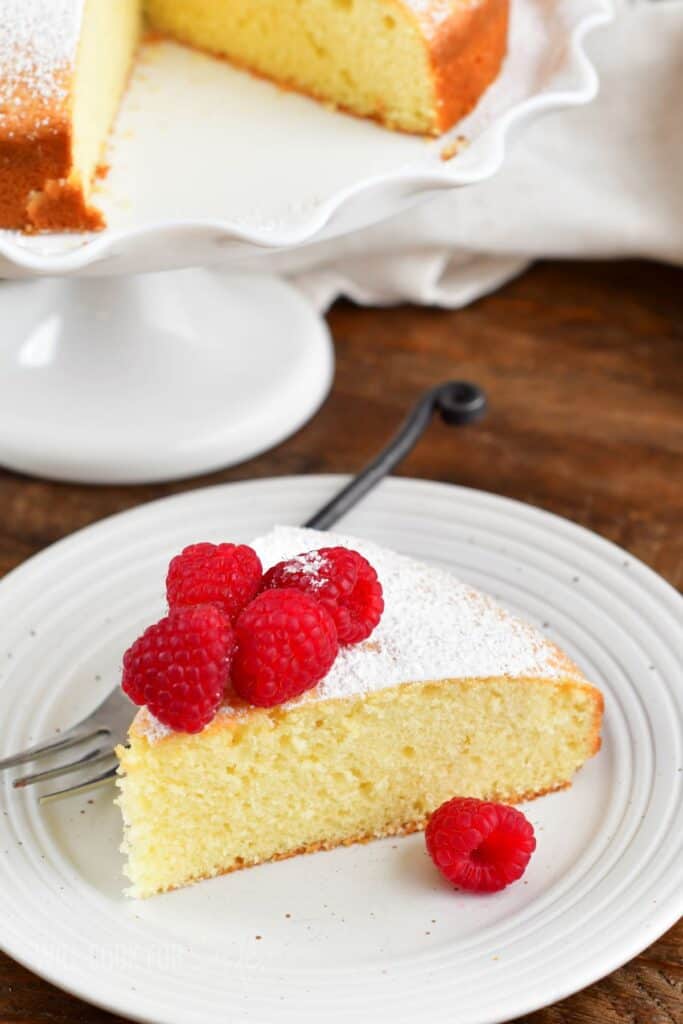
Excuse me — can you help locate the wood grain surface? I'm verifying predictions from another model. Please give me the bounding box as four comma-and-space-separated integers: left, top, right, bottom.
0, 259, 681, 1023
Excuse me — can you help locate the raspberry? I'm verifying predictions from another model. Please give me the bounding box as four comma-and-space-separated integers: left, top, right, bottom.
166, 542, 262, 623
261, 546, 384, 645
231, 588, 339, 707
122, 605, 235, 733
425, 797, 536, 893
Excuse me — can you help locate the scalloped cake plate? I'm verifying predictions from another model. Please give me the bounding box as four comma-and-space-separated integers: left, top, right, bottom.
0, 476, 681, 1024
0, 0, 612, 276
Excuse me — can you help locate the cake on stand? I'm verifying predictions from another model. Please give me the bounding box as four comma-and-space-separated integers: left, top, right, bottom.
0, 0, 611, 484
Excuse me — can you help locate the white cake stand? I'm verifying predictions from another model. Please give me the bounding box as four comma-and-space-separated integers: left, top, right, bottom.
0, 0, 611, 484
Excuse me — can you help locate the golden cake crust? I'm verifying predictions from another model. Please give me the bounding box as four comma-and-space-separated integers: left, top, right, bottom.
398, 0, 510, 134
0, 74, 101, 231
0, 4, 120, 232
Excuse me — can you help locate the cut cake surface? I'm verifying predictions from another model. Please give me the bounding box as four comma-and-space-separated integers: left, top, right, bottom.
117, 526, 603, 898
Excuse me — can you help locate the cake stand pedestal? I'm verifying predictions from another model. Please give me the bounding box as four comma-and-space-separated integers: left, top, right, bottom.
0, 269, 333, 484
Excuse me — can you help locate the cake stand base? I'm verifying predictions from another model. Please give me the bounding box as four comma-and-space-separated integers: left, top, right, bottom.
0, 270, 333, 485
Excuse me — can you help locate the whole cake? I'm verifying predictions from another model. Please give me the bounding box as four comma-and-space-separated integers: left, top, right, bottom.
0, 0, 509, 232
116, 526, 603, 899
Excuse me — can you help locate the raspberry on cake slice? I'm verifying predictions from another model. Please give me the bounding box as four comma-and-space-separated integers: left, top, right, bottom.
166, 542, 263, 622
115, 526, 603, 898
231, 588, 339, 707
122, 604, 235, 734
261, 546, 384, 644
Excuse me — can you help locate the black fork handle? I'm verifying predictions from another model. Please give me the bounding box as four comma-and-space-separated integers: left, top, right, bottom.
304, 381, 487, 531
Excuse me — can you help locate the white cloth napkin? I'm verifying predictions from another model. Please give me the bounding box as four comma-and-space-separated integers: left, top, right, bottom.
279, 3, 683, 311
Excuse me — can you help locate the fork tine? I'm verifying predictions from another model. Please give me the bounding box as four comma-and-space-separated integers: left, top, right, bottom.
12, 746, 114, 789
0, 727, 106, 771
38, 761, 119, 805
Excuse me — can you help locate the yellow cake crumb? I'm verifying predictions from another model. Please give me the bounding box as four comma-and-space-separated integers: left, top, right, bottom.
117, 674, 602, 898
440, 134, 469, 161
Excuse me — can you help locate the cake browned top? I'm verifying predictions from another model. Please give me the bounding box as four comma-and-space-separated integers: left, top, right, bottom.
0, 1, 85, 139
133, 526, 586, 743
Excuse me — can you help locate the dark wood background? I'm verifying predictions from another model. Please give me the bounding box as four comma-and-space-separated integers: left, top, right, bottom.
0, 259, 681, 1023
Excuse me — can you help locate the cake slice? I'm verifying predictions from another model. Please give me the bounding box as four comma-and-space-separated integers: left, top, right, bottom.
0, 0, 141, 231
116, 526, 602, 898
145, 0, 508, 136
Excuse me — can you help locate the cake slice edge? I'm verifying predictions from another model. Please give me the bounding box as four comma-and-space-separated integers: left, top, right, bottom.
0, 0, 141, 231
117, 671, 603, 898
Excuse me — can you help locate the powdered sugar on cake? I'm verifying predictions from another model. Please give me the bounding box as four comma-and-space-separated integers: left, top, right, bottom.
135, 526, 583, 743
0, 0, 83, 105
278, 550, 328, 590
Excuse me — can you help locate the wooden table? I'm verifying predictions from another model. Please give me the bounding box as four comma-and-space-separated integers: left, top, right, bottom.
0, 259, 681, 1024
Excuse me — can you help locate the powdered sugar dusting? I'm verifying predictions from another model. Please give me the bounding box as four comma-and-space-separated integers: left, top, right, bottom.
134, 705, 177, 744
279, 550, 329, 590
402, 0, 478, 34
136, 527, 585, 744
0, 1, 83, 105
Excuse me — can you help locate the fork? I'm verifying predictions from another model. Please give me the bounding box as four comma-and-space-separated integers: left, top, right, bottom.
0, 381, 486, 804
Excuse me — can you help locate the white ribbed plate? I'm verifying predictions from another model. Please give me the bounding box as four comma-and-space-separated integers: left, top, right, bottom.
0, 476, 681, 1024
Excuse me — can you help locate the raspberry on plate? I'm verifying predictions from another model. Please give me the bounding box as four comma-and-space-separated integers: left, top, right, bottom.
231, 588, 339, 707
166, 542, 262, 623
122, 604, 235, 733
261, 546, 384, 645
425, 796, 536, 893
